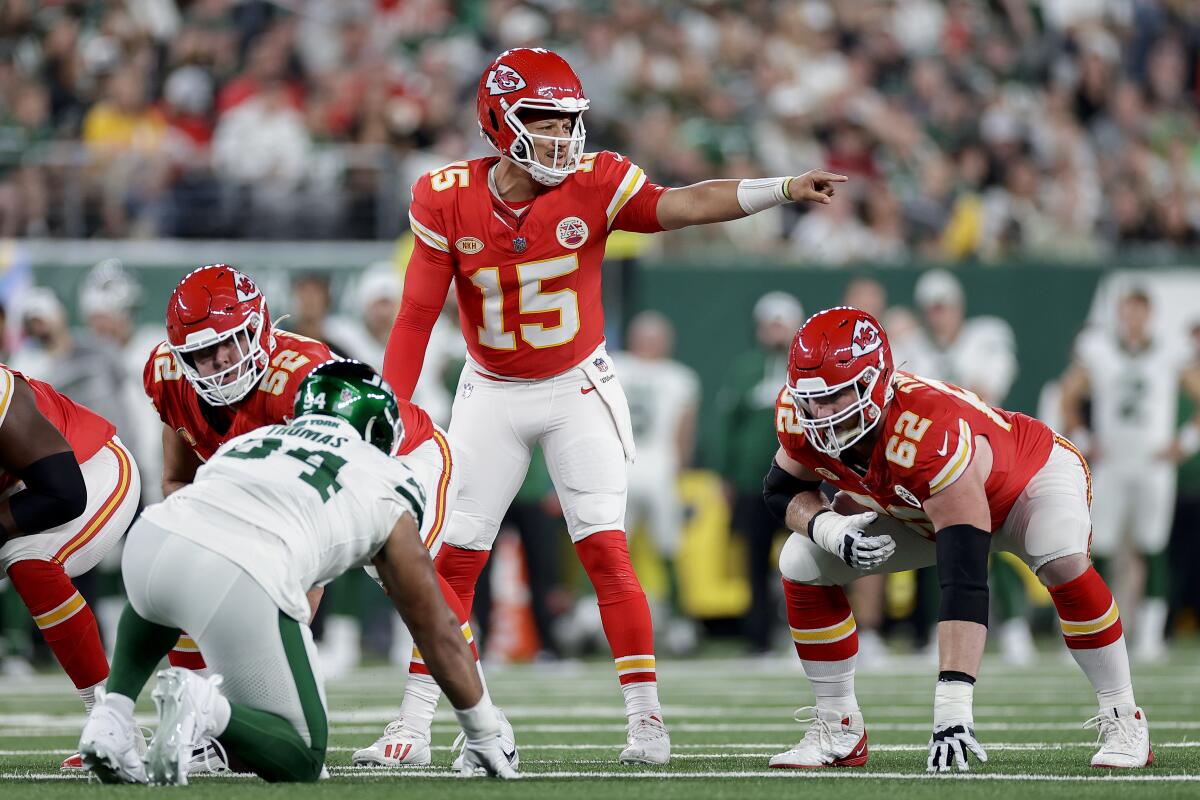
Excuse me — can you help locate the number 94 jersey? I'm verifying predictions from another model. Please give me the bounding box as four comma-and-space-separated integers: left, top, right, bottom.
141, 415, 425, 623
409, 151, 666, 379
143, 331, 332, 461
775, 371, 1055, 537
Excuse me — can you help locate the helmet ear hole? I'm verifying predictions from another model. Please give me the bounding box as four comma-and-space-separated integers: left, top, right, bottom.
489, 109, 500, 131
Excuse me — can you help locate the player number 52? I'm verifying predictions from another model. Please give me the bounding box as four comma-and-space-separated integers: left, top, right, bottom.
260, 349, 311, 396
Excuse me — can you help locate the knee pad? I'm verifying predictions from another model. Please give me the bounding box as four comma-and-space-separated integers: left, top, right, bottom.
441, 511, 499, 550
779, 533, 832, 585
566, 490, 626, 535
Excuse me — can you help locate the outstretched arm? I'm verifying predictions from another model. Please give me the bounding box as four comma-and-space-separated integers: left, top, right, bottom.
655, 170, 847, 231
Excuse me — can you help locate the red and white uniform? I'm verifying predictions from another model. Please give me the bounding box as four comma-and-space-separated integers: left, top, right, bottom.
776, 371, 1092, 585
144, 331, 455, 554
144, 331, 332, 462
0, 366, 140, 575
386, 151, 666, 546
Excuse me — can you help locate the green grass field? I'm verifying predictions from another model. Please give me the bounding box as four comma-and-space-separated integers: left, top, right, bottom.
1, 647, 1197, 799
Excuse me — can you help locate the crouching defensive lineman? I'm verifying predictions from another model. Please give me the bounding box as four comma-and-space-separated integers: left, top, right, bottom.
764, 306, 1150, 772
78, 360, 519, 783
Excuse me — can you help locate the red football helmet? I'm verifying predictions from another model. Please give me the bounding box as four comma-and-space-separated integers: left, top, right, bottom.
476, 47, 589, 186
165, 264, 273, 406
786, 306, 895, 457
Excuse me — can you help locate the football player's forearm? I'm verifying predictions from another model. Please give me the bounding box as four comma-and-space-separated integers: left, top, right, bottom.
936, 620, 986, 677
657, 181, 748, 229
394, 583, 484, 709
786, 491, 827, 536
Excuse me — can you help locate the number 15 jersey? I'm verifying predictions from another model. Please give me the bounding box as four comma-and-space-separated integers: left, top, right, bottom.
390, 152, 666, 393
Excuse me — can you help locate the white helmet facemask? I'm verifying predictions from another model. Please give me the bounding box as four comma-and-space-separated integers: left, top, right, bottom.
502, 97, 589, 186
787, 366, 887, 458
170, 313, 269, 406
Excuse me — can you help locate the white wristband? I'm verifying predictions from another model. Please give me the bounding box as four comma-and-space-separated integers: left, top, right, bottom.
933, 679, 974, 728
1179, 422, 1200, 459
454, 699, 500, 743
737, 177, 792, 215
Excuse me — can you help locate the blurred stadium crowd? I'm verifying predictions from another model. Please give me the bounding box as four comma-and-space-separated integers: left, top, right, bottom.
0, 0, 1198, 258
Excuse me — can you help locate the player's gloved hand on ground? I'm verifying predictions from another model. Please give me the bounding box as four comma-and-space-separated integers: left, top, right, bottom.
927, 723, 988, 773
454, 702, 520, 779
458, 736, 520, 779
809, 510, 895, 570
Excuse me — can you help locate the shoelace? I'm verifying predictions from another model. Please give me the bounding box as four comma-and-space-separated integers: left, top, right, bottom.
1083, 713, 1136, 750
627, 716, 667, 742
791, 707, 835, 752
382, 718, 416, 739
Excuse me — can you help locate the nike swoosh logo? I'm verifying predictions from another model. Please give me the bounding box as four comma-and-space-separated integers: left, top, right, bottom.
936, 432, 949, 457
580, 386, 596, 395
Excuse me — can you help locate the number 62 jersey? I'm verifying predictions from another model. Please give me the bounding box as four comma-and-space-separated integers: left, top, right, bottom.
402, 151, 666, 383
775, 371, 1057, 538
141, 415, 425, 623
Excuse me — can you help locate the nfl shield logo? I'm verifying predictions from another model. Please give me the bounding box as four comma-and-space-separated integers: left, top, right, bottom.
513, 236, 527, 253
593, 358, 608, 372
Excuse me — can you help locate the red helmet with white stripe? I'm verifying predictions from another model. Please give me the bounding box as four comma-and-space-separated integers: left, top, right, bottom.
786, 306, 895, 457
165, 264, 274, 406
476, 48, 589, 186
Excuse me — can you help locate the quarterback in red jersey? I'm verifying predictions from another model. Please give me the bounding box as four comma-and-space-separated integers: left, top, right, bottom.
763, 307, 1150, 772
145, 265, 512, 771
0, 365, 140, 771
383, 46, 845, 766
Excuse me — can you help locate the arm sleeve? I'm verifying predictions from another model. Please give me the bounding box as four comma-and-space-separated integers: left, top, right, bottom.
383, 215, 455, 400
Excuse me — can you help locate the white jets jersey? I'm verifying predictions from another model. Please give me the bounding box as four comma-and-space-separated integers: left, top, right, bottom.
613, 353, 699, 469
141, 415, 424, 623
911, 317, 1017, 404
1076, 330, 1185, 456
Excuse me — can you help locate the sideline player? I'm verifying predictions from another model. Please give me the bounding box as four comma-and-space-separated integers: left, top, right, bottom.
764, 307, 1150, 771
1060, 288, 1200, 660
145, 265, 510, 767
0, 365, 140, 771
78, 360, 518, 784
384, 47, 844, 764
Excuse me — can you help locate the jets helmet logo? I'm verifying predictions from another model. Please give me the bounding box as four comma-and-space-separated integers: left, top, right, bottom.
233, 271, 260, 303
486, 65, 527, 96
850, 319, 881, 358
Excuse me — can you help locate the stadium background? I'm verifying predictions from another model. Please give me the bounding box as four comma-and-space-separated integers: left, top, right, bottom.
0, 0, 1199, 790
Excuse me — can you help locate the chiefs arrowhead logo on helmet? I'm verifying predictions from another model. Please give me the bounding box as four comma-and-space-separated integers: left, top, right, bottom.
233, 270, 260, 303
486, 65, 527, 95
851, 318, 881, 358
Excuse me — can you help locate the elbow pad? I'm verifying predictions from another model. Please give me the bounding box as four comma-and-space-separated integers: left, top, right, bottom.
762, 461, 822, 526
935, 524, 992, 626
10, 451, 87, 534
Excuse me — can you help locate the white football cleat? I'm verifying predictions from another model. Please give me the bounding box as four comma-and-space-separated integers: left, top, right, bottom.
351, 716, 433, 767
452, 708, 519, 772
145, 668, 226, 785
186, 740, 230, 775
770, 707, 869, 768
78, 688, 148, 784
619, 713, 670, 765
1086, 704, 1153, 768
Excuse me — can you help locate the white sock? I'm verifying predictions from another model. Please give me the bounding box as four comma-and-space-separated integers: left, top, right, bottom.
79, 681, 103, 713
1068, 636, 1136, 710
621, 682, 661, 718
801, 655, 860, 715
476, 661, 492, 705
106, 692, 136, 719
398, 673, 441, 733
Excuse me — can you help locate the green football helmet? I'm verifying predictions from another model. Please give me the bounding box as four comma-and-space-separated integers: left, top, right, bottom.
294, 359, 403, 453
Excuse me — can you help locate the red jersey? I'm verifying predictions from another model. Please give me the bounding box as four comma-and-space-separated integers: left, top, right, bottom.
0, 365, 117, 491
144, 331, 333, 462
776, 371, 1055, 537
384, 151, 666, 396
